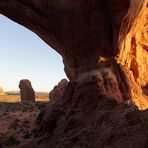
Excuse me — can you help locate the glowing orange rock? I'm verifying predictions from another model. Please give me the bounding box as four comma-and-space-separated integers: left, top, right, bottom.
118, 0, 148, 109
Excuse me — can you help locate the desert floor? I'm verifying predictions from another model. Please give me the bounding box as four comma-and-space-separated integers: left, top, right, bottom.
0, 93, 48, 148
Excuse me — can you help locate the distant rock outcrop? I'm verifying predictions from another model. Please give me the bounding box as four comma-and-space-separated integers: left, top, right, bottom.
19, 79, 35, 102
49, 79, 68, 104
0, 87, 4, 94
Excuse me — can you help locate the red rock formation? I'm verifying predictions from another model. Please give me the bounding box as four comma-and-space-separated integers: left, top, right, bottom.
0, 0, 131, 103
0, 0, 129, 78
30, 85, 148, 148
0, 0, 148, 147
118, 0, 148, 109
19, 79, 35, 102
49, 79, 68, 103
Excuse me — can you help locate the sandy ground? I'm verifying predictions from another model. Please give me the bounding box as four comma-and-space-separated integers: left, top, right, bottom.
0, 102, 47, 148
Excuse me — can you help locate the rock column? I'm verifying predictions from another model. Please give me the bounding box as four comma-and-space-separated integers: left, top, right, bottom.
19, 79, 35, 102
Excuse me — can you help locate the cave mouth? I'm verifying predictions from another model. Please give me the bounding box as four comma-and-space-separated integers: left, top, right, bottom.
0, 0, 131, 82
0, 14, 69, 146
0, 0, 131, 105
0, 0, 147, 110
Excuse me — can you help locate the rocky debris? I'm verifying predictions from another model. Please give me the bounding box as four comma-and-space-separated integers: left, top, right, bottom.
0, 102, 46, 148
0, 87, 4, 94
19, 79, 35, 102
49, 79, 68, 104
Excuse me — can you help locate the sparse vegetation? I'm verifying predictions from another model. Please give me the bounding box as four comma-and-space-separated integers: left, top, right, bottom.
0, 100, 48, 147
4, 136, 20, 146
8, 119, 20, 130
0, 92, 49, 147
0, 102, 48, 112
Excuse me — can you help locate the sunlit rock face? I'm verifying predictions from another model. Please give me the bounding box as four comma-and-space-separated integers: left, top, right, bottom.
19, 79, 35, 102
49, 79, 68, 103
118, 0, 148, 109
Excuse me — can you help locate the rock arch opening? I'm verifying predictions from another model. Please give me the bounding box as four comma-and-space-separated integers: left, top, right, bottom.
0, 0, 147, 109
0, 15, 67, 96
0, 0, 148, 147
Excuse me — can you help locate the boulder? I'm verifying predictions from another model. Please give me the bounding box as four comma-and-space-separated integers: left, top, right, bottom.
49, 79, 68, 103
19, 79, 35, 102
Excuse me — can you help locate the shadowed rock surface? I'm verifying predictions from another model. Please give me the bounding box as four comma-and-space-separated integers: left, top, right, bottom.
49, 79, 68, 104
31, 84, 148, 148
19, 79, 35, 102
0, 0, 130, 79
0, 0, 148, 147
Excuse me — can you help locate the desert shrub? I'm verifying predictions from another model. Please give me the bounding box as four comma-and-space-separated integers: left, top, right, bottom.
8, 119, 20, 130
5, 136, 20, 146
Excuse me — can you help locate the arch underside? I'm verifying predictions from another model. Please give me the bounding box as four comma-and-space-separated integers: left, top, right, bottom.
0, 0, 147, 107
0, 0, 148, 147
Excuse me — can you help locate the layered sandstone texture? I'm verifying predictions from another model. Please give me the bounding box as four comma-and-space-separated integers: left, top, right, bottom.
49, 79, 68, 104
19, 79, 35, 102
118, 0, 148, 109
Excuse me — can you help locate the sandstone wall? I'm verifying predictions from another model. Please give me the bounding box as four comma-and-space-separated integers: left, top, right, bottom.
118, 0, 148, 109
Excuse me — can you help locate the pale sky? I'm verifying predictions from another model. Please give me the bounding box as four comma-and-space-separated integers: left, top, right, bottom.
0, 15, 67, 92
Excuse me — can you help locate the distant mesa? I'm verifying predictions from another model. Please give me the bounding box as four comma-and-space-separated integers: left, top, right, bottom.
49, 79, 69, 104
19, 79, 35, 102
0, 86, 4, 94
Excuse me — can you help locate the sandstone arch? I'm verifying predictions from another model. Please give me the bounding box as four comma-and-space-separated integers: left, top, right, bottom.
0, 0, 147, 109
0, 0, 148, 147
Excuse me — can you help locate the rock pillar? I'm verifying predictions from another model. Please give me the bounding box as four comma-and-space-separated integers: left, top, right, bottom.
19, 79, 35, 102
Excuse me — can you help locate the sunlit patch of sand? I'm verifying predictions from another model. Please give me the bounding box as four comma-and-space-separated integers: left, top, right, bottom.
0, 93, 49, 103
